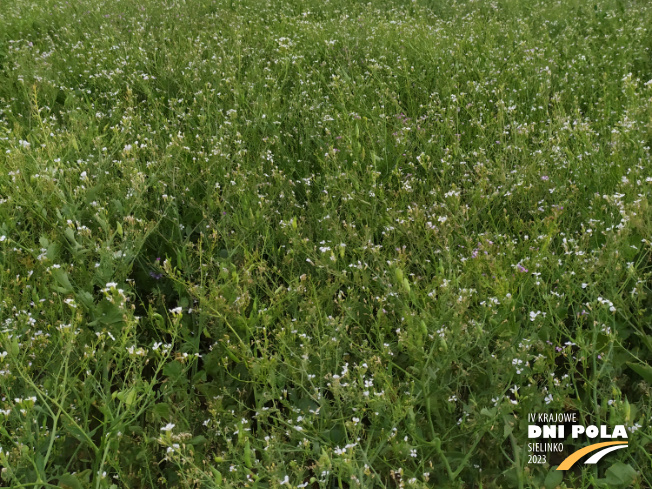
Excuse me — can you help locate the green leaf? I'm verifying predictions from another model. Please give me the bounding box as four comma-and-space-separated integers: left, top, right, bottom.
328, 424, 346, 444
51, 268, 73, 293
503, 415, 514, 438
196, 381, 221, 398
189, 435, 207, 446
192, 369, 207, 384
152, 402, 171, 419
163, 360, 185, 382
46, 242, 59, 261
604, 462, 637, 487
9, 337, 19, 357
210, 467, 222, 485
480, 407, 496, 417
64, 418, 99, 446
58, 473, 83, 489
89, 300, 125, 327
120, 388, 137, 407
501, 467, 520, 488
626, 362, 652, 384
64, 227, 82, 250
544, 468, 563, 489
76, 290, 95, 310
635, 332, 652, 355
35, 452, 46, 477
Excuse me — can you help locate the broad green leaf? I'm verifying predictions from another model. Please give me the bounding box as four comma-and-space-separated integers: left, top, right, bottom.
544, 468, 563, 489
89, 300, 125, 327
163, 360, 185, 381
152, 403, 171, 419
58, 473, 83, 489
51, 268, 73, 293
626, 362, 652, 384
603, 462, 637, 487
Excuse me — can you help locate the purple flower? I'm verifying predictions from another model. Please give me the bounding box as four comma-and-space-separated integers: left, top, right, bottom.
517, 264, 528, 273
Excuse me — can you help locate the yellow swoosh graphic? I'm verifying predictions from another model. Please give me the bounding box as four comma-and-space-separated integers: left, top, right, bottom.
557, 441, 628, 470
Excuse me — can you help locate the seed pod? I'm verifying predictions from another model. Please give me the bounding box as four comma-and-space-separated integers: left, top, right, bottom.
225, 347, 241, 364
395, 268, 404, 282
244, 439, 252, 468
420, 320, 428, 336
402, 277, 411, 293
210, 467, 222, 485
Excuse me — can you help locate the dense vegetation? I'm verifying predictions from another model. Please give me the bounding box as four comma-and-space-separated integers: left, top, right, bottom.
1, 0, 652, 487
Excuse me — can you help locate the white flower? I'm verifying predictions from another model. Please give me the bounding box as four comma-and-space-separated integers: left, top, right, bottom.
529, 311, 545, 321
161, 423, 175, 432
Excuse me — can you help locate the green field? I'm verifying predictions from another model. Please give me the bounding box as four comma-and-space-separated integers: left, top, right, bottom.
1, 0, 652, 487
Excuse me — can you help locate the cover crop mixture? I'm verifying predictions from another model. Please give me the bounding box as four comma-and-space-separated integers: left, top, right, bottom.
0, 0, 651, 487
